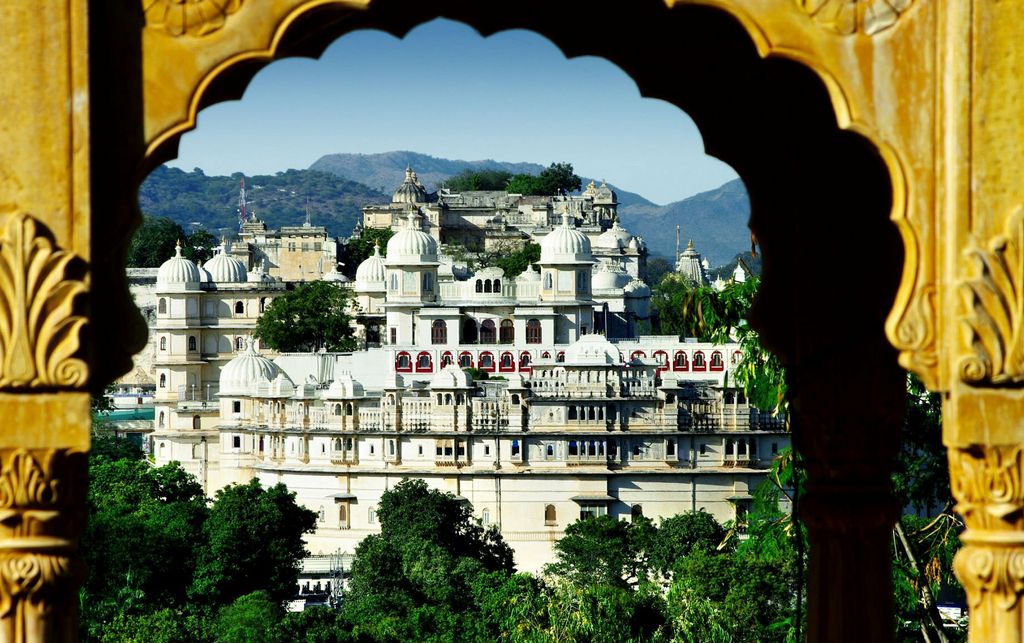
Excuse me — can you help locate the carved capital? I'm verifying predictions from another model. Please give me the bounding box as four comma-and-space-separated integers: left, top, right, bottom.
143, 0, 244, 37
0, 212, 88, 390
796, 0, 914, 36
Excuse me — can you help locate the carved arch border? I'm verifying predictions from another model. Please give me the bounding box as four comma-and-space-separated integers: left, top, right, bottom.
139, 0, 919, 375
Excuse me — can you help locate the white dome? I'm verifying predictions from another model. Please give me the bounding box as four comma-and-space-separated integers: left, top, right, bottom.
219, 340, 288, 396
157, 241, 201, 287
392, 166, 428, 204
594, 220, 634, 250
540, 214, 592, 264
202, 241, 248, 283
592, 263, 630, 290
356, 247, 385, 286
430, 364, 474, 389
562, 334, 621, 365
624, 278, 652, 297
516, 266, 541, 282
325, 373, 365, 399
385, 211, 438, 264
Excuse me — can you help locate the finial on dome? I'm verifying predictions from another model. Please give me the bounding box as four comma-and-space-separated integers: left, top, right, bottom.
687, 239, 694, 249
405, 166, 413, 179
373, 241, 381, 254
561, 212, 572, 227
174, 239, 183, 257
244, 336, 257, 354
406, 210, 418, 228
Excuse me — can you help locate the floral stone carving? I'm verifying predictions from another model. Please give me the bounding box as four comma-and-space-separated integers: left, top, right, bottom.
0, 212, 87, 389
143, 0, 244, 37
796, 0, 914, 36
960, 207, 1024, 385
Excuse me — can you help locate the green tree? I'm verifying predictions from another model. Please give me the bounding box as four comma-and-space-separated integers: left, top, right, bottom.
341, 227, 394, 278
545, 514, 647, 588
191, 479, 317, 607
545, 581, 668, 643
81, 460, 209, 638
649, 510, 732, 577
640, 256, 674, 288
254, 281, 357, 352
443, 169, 514, 192
506, 162, 582, 196
183, 228, 218, 264
491, 242, 541, 279
213, 591, 283, 643
127, 216, 185, 268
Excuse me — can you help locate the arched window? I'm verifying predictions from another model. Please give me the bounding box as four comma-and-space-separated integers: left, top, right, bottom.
544, 504, 557, 526
158, 298, 166, 315
479, 352, 494, 369
483, 280, 492, 293
526, 319, 542, 344
632, 504, 644, 519
346, 403, 353, 416
568, 407, 577, 420
711, 351, 724, 369
500, 352, 514, 370
500, 319, 514, 344
576, 270, 587, 292
480, 320, 496, 344
158, 412, 165, 428
519, 352, 531, 370
192, 416, 200, 430
459, 352, 473, 368
441, 351, 453, 367
396, 352, 411, 370
673, 351, 688, 370
475, 279, 483, 293
725, 439, 735, 456
390, 274, 398, 291
187, 336, 196, 351
542, 351, 551, 359
556, 352, 565, 363
259, 297, 267, 313
462, 319, 478, 344
431, 320, 447, 345
159, 373, 166, 388
234, 301, 244, 315
693, 352, 706, 369
422, 272, 433, 292
511, 439, 521, 457
482, 509, 491, 525
493, 279, 501, 292
631, 350, 646, 361
543, 272, 553, 289
333, 404, 342, 415
236, 337, 245, 351
667, 439, 676, 456
511, 393, 520, 405
653, 350, 669, 370
159, 336, 167, 351
416, 352, 432, 371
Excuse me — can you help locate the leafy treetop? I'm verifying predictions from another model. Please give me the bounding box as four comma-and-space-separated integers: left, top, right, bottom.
505, 162, 582, 196
254, 281, 357, 352
127, 216, 217, 268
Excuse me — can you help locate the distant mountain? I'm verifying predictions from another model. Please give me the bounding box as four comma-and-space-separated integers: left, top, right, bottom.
617, 179, 750, 266
138, 166, 388, 238
308, 150, 655, 209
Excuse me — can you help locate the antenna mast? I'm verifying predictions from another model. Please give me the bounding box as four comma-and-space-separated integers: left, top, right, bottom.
237, 177, 249, 230
675, 225, 681, 264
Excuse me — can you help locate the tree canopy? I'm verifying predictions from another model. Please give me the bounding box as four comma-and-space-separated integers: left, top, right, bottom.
505, 162, 582, 196
340, 226, 394, 279
254, 281, 357, 352
443, 169, 514, 192
127, 216, 216, 268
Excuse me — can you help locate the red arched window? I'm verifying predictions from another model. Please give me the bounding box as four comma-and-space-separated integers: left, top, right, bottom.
710, 351, 724, 371
693, 351, 706, 371
519, 352, 532, 371
732, 350, 742, 365
499, 352, 515, 372
480, 320, 496, 344
415, 351, 433, 373
542, 351, 551, 359
653, 350, 669, 372
440, 351, 454, 367
673, 351, 689, 371
395, 352, 412, 372
499, 319, 514, 344
526, 319, 542, 344
479, 352, 496, 371
431, 320, 447, 345
630, 350, 646, 361
459, 352, 473, 368
556, 351, 565, 363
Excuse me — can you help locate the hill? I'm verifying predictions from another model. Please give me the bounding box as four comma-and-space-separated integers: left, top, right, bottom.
137, 166, 387, 238
308, 150, 655, 208
618, 179, 750, 266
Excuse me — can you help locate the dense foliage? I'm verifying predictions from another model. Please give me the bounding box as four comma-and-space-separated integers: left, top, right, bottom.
442, 168, 514, 191
254, 281, 357, 352
505, 162, 582, 196
339, 227, 394, 278
80, 437, 316, 640
127, 215, 217, 268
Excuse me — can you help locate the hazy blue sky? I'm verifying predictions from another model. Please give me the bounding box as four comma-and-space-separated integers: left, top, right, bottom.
169, 19, 738, 205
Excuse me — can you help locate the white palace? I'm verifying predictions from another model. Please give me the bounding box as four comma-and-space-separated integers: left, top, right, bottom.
148, 171, 788, 573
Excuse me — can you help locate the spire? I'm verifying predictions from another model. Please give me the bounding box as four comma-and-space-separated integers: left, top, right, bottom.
174, 239, 183, 257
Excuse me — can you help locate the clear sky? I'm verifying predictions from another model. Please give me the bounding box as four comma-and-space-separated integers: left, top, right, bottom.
169, 19, 738, 206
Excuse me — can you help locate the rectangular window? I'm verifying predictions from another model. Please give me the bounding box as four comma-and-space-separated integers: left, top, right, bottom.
232, 401, 241, 413
484, 444, 491, 456
700, 443, 707, 456
418, 445, 424, 456
390, 328, 397, 344
232, 436, 240, 448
